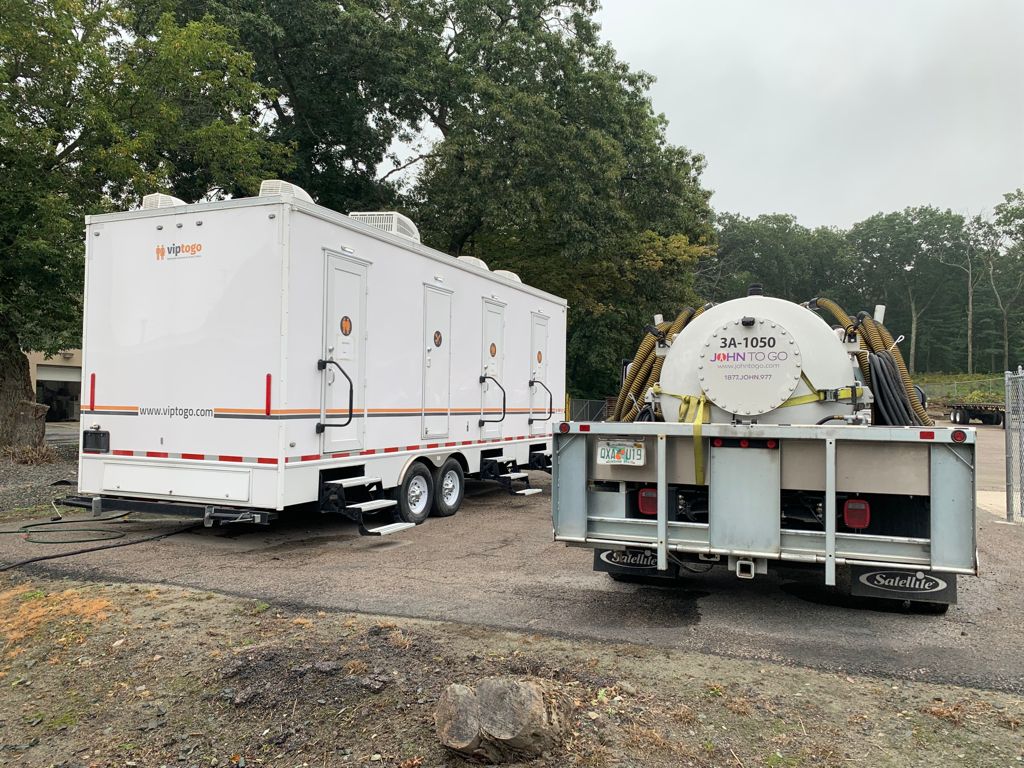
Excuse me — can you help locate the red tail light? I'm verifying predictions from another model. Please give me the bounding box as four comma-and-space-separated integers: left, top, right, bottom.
951, 429, 967, 443
843, 498, 870, 529
638, 488, 657, 516
558, 422, 570, 433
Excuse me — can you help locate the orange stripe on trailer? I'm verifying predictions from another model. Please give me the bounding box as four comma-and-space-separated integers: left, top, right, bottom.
91, 405, 139, 412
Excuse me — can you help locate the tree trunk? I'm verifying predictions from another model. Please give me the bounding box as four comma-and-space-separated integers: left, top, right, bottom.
1003, 311, 1010, 372
0, 323, 48, 449
436, 678, 571, 763
966, 271, 974, 373
909, 295, 918, 375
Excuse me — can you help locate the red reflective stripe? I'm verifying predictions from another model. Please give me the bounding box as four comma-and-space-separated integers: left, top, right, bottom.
220, 455, 244, 462
145, 451, 168, 458
181, 453, 205, 460
405, 445, 419, 451
257, 457, 278, 465
360, 449, 376, 455
383, 447, 399, 453
444, 441, 456, 447
299, 454, 319, 462
461, 441, 473, 445
89, 373, 96, 411
426, 443, 439, 449
331, 452, 350, 458
112, 449, 133, 456
265, 374, 272, 416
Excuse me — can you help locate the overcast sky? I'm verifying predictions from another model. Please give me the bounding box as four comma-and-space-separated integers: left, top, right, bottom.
594, 0, 1024, 228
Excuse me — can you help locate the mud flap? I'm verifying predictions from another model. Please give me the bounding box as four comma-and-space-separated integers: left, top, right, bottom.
848, 565, 957, 605
593, 548, 679, 579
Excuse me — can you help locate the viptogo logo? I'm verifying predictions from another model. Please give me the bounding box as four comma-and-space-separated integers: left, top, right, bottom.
155, 242, 204, 261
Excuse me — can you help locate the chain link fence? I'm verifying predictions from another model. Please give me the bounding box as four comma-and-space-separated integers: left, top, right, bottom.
568, 398, 610, 422
1004, 368, 1024, 523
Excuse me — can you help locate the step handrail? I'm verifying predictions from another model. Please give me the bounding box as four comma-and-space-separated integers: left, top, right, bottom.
529, 378, 554, 424
316, 358, 354, 432
478, 374, 507, 427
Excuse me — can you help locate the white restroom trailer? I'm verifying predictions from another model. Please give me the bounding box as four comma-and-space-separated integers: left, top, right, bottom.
74, 182, 567, 534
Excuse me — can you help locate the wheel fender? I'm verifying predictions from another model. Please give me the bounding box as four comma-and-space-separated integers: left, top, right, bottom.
396, 453, 445, 486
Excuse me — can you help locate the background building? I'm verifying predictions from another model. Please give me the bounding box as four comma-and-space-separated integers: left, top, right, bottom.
25, 350, 82, 421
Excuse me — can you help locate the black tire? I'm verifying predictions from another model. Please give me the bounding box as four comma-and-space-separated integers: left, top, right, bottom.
432, 458, 464, 517
394, 462, 434, 525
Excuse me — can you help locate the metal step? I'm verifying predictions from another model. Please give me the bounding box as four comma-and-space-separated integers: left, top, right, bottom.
500, 471, 529, 480
326, 475, 382, 488
363, 522, 415, 536
515, 488, 543, 496
346, 499, 398, 513
485, 455, 515, 463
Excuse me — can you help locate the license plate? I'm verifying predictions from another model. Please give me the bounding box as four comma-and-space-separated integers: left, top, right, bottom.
596, 441, 646, 466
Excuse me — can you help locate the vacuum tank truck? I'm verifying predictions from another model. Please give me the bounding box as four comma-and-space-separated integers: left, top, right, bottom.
551, 288, 976, 610
70, 181, 566, 534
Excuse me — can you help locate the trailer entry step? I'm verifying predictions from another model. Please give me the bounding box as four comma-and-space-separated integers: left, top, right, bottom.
363, 522, 415, 536
327, 476, 382, 488
346, 499, 398, 512
500, 472, 529, 480
487, 455, 515, 462
515, 488, 543, 496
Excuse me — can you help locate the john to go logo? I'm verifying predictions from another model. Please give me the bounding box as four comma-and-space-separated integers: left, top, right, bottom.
155, 242, 203, 260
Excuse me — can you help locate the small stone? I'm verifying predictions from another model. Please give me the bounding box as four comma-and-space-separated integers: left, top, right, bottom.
617, 681, 637, 696
370, 754, 382, 762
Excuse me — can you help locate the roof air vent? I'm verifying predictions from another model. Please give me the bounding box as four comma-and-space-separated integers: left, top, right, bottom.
457, 256, 489, 271
259, 179, 314, 204
493, 269, 521, 282
141, 193, 187, 210
348, 211, 421, 243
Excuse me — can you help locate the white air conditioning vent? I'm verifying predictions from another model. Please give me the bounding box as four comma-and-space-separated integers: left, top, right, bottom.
493, 269, 521, 282
348, 211, 420, 243
141, 193, 187, 210
259, 179, 314, 203
457, 256, 489, 271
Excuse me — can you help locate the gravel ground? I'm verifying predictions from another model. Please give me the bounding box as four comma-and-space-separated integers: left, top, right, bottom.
0, 445, 77, 521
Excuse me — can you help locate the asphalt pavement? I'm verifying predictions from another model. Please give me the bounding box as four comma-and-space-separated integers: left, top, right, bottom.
6, 421, 1023, 694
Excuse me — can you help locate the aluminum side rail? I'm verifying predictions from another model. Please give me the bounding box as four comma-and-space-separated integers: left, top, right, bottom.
552, 422, 977, 586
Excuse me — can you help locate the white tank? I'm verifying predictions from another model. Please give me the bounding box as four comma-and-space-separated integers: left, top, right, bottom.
657, 295, 867, 424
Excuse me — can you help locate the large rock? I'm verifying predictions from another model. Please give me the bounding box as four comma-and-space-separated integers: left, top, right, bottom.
435, 677, 570, 762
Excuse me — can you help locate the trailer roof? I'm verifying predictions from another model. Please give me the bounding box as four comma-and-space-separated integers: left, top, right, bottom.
86, 194, 569, 307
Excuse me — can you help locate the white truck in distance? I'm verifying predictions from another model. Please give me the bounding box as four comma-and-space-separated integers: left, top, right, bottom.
551, 292, 977, 611
73, 181, 566, 534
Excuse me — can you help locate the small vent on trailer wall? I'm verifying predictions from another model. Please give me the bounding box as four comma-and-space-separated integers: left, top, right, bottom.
348, 211, 421, 243
259, 179, 315, 203
493, 269, 521, 282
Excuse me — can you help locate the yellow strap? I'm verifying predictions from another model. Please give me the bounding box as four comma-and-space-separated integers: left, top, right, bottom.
652, 384, 707, 485
779, 371, 862, 408
693, 395, 706, 485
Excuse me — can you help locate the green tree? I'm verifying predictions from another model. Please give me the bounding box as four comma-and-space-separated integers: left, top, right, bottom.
700, 213, 855, 307
0, 0, 289, 446
986, 189, 1024, 371
847, 207, 966, 374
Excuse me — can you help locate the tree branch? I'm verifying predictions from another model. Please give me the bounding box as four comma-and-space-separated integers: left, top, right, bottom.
377, 152, 432, 182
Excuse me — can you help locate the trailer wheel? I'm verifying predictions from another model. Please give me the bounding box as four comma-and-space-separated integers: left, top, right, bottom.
432, 458, 464, 517
394, 462, 434, 525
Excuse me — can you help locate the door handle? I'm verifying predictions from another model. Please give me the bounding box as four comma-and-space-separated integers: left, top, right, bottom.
316, 358, 353, 432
